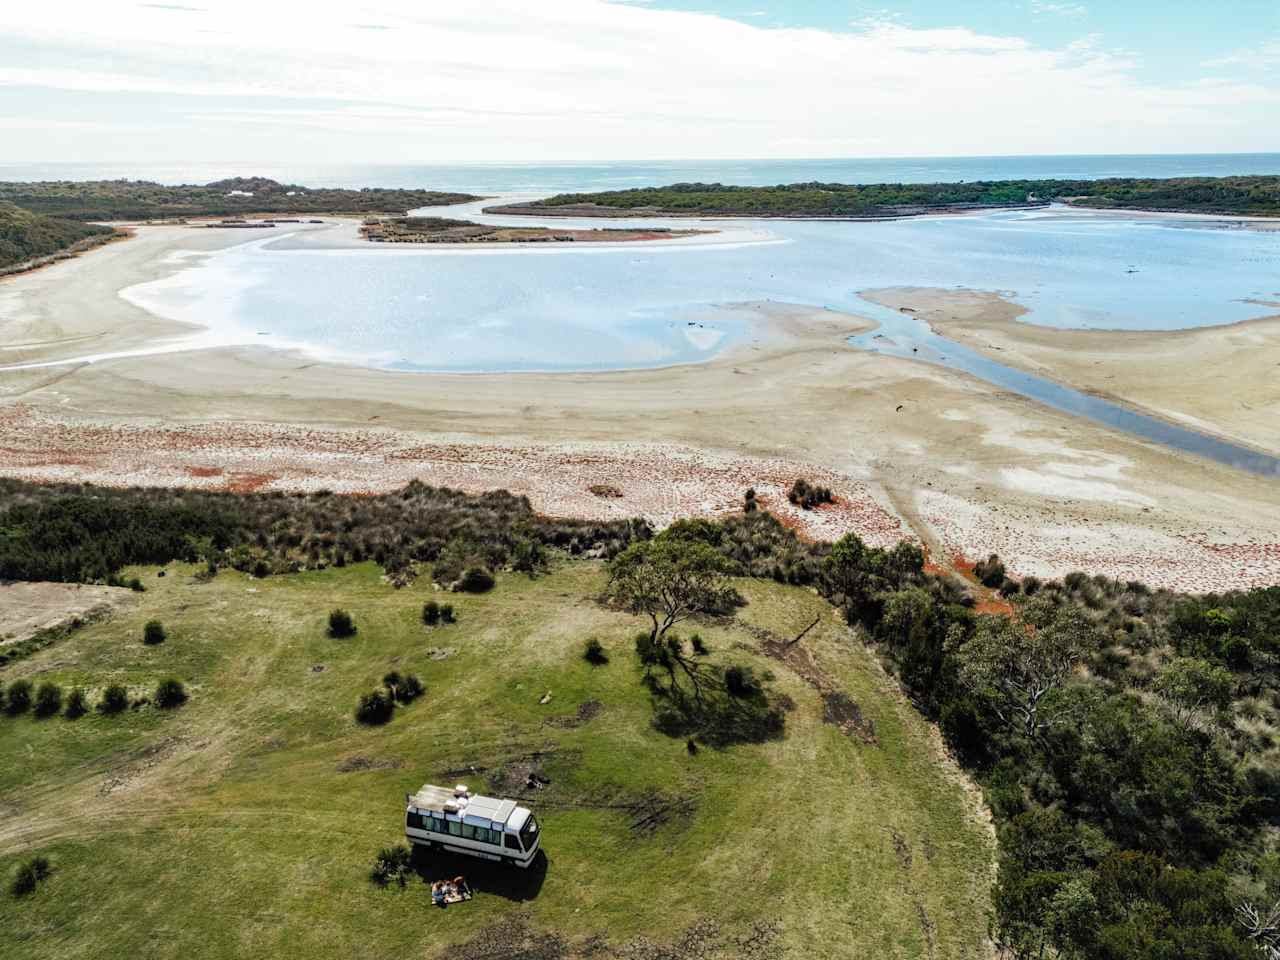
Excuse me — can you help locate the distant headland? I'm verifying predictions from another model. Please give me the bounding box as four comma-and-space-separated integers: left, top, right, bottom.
485, 174, 1280, 220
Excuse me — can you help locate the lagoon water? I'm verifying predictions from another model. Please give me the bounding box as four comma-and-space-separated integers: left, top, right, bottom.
21, 155, 1280, 470
124, 198, 1280, 373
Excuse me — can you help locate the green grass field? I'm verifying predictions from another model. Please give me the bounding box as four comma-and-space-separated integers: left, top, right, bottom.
0, 561, 993, 958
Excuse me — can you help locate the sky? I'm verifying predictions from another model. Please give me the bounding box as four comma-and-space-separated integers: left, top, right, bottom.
1, 0, 1278, 163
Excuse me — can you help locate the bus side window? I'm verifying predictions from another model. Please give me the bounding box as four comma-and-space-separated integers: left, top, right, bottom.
447, 820, 461, 837
407, 812, 424, 830
504, 833, 520, 851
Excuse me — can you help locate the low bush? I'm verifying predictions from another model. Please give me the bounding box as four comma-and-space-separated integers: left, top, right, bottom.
33, 681, 63, 718
98, 684, 129, 714
5, 679, 32, 716
690, 634, 709, 655
369, 844, 413, 888
510, 537, 547, 575
973, 554, 1006, 588
143, 619, 167, 645
355, 689, 395, 725
128, 577, 145, 592
457, 566, 495, 593
328, 608, 356, 638
10, 855, 51, 898
583, 638, 609, 665
155, 678, 187, 709
397, 674, 424, 704
64, 688, 88, 719
422, 600, 440, 625
788, 478, 833, 510
441, 604, 456, 624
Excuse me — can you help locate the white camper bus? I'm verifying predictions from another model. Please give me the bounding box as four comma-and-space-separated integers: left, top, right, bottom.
405, 784, 541, 868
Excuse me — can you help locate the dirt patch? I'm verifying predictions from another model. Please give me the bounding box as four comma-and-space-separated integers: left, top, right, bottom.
622, 791, 696, 838
99, 736, 189, 796
440, 749, 570, 797
0, 581, 130, 649
545, 700, 603, 729
425, 646, 456, 661
441, 916, 780, 960
821, 691, 878, 744
588, 483, 623, 499
335, 755, 405, 773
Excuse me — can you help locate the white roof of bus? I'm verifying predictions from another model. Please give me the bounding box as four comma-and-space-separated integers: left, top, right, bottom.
408, 784, 522, 828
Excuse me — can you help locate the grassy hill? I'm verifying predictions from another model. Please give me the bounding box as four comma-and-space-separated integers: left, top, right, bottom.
0, 178, 480, 222
488, 175, 1280, 219
0, 561, 994, 959
0, 201, 115, 271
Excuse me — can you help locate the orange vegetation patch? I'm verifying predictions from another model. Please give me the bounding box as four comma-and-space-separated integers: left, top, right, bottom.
221, 472, 278, 493
973, 596, 1015, 618
185, 466, 224, 478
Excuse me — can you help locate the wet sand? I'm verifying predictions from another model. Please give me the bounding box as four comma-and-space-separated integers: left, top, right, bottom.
863, 287, 1280, 453
2, 226, 1279, 592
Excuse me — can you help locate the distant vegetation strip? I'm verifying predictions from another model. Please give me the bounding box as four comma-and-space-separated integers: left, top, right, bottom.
0, 177, 479, 222
489, 175, 1280, 219
360, 215, 705, 245
0, 200, 116, 271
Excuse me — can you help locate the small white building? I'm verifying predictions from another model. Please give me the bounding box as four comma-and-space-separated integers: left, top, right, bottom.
405, 783, 541, 868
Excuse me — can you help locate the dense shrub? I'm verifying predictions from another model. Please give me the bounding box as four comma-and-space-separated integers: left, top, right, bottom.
422, 600, 441, 625
64, 688, 88, 719
33, 682, 63, 718
143, 620, 167, 645
440, 604, 456, 624
328, 609, 356, 638
355, 690, 395, 725
583, 638, 609, 665
5, 679, 32, 716
0, 478, 639, 587
155, 678, 187, 709
456, 566, 495, 593
9, 855, 51, 898
98, 684, 129, 715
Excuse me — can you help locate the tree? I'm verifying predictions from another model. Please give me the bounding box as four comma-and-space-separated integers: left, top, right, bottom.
1154, 657, 1234, 732
607, 536, 733, 642
955, 606, 1091, 740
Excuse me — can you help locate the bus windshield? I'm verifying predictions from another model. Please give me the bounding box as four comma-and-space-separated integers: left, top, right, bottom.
519, 815, 539, 850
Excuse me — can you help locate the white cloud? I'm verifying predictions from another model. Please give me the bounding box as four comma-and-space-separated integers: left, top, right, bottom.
0, 0, 1276, 162
1203, 39, 1280, 70
1029, 1, 1088, 18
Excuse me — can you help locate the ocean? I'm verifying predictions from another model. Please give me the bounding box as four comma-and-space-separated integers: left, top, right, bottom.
1, 153, 1278, 194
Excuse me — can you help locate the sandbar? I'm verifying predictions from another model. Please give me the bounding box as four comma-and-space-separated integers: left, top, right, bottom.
863, 287, 1280, 453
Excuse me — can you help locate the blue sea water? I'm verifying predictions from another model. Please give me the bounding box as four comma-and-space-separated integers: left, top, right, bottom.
2, 152, 1278, 193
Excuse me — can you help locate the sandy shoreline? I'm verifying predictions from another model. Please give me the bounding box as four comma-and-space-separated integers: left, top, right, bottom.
2, 224, 1280, 592
862, 287, 1280, 454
